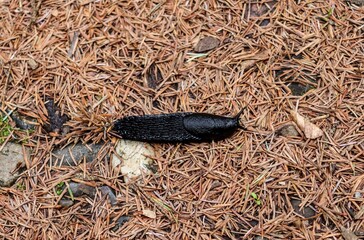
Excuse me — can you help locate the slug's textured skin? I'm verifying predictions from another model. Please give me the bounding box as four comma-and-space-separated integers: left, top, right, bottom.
113, 110, 244, 143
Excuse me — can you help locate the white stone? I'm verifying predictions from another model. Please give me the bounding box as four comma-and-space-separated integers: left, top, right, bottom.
111, 139, 155, 183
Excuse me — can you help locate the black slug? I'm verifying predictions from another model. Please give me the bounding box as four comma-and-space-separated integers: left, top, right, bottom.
112, 109, 245, 143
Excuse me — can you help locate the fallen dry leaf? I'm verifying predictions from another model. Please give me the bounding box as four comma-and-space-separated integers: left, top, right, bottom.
290, 110, 323, 139
142, 209, 156, 219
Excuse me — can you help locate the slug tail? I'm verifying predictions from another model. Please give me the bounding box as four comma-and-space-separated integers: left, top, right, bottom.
234, 107, 246, 129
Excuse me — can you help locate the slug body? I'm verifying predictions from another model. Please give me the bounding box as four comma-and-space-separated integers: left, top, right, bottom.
113, 110, 244, 143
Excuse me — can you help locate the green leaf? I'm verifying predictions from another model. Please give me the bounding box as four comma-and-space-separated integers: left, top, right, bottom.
56, 182, 65, 195
251, 192, 258, 199
0, 117, 13, 144
16, 183, 26, 190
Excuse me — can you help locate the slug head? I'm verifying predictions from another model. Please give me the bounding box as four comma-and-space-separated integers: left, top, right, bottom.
183, 108, 246, 141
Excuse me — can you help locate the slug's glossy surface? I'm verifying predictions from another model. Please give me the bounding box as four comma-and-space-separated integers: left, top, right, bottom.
112, 110, 244, 143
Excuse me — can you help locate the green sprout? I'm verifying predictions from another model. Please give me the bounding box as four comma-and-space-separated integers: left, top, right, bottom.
327, 7, 334, 18
16, 182, 26, 190
55, 181, 74, 200
0, 116, 13, 144
251, 192, 261, 206
56, 182, 65, 195
318, 7, 334, 23
67, 185, 74, 201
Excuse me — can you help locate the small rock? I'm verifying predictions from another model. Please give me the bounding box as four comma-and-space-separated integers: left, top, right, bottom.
111, 215, 130, 231
68, 182, 96, 198
0, 142, 30, 187
260, 19, 270, 27
59, 183, 118, 207
277, 124, 299, 137
243, 1, 277, 26
51, 142, 104, 166
290, 198, 316, 218
59, 199, 74, 207
112, 139, 156, 183
11, 112, 36, 130
248, 219, 259, 227
28, 59, 38, 70
287, 82, 314, 96
99, 186, 117, 206
194, 36, 220, 53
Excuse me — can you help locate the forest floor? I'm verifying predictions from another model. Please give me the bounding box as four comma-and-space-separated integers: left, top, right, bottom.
0, 0, 363, 239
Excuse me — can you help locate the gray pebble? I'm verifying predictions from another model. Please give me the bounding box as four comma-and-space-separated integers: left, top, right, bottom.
290, 198, 316, 218
59, 199, 74, 207
68, 182, 96, 198
112, 215, 130, 231
50, 142, 104, 166
99, 186, 117, 206
0, 142, 30, 187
